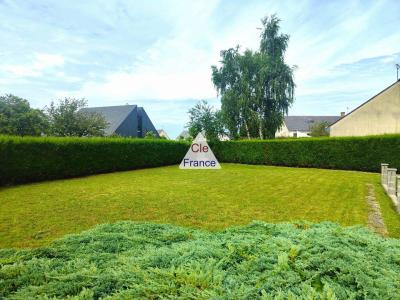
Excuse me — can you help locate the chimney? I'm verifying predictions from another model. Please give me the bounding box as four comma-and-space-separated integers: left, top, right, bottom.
340, 112, 345, 117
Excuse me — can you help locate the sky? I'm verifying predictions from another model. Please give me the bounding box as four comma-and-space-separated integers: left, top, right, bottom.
0, 0, 399, 138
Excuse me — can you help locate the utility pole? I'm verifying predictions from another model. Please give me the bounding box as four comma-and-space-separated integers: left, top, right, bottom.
396, 64, 400, 81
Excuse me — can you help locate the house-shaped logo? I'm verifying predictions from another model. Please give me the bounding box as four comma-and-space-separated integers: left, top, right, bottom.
179, 132, 221, 169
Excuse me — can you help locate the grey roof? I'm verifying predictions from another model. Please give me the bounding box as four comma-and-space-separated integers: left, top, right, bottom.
284, 116, 341, 132
80, 105, 136, 135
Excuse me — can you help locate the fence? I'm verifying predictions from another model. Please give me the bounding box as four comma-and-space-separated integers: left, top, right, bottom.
381, 163, 400, 213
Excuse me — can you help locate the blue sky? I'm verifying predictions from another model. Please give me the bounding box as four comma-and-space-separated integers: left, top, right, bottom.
0, 0, 399, 138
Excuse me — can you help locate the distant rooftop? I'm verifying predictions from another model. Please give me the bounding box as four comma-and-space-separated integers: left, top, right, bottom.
176, 130, 190, 140
157, 129, 170, 139
284, 116, 341, 132
80, 105, 137, 135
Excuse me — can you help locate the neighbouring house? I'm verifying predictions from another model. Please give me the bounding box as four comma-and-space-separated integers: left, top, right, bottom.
330, 80, 400, 137
157, 129, 170, 139
80, 105, 159, 137
176, 130, 191, 140
218, 134, 230, 141
275, 115, 342, 138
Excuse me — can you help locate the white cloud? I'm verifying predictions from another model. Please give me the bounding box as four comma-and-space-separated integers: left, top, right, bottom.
77, 67, 215, 101
2, 53, 65, 77
3, 65, 42, 77
34, 53, 65, 69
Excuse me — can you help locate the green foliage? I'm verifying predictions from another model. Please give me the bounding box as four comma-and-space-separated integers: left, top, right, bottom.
211, 15, 295, 139
178, 134, 193, 142
144, 130, 157, 139
46, 98, 108, 137
0, 135, 188, 185
187, 100, 225, 141
211, 134, 400, 172
0, 94, 49, 136
309, 121, 330, 137
1, 221, 399, 299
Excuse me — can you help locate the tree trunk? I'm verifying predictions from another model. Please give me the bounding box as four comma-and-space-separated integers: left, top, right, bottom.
258, 114, 263, 139
243, 119, 251, 139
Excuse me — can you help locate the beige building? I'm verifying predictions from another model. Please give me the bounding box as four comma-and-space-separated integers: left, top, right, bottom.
157, 129, 170, 139
330, 80, 400, 137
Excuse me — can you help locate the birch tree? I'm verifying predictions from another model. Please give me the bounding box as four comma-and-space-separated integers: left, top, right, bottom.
211, 14, 295, 139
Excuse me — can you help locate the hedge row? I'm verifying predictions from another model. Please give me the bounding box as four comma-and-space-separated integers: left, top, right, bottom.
1, 135, 399, 185
211, 134, 400, 173
0, 136, 188, 185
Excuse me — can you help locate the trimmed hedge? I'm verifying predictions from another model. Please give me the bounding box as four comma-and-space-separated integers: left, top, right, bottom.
0, 136, 188, 185
2, 134, 399, 185
211, 134, 400, 172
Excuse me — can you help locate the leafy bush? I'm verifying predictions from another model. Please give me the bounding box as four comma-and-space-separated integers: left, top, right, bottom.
309, 121, 330, 137
211, 134, 400, 172
46, 98, 108, 137
0, 136, 188, 185
0, 94, 48, 136
0, 221, 399, 299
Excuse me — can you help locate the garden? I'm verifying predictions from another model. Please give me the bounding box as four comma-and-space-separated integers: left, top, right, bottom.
1, 135, 400, 298
1, 7, 400, 298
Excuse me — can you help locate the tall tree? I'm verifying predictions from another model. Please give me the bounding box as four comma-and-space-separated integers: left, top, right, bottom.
211, 14, 295, 139
211, 47, 242, 139
0, 94, 48, 136
46, 98, 108, 137
258, 15, 295, 138
187, 100, 225, 141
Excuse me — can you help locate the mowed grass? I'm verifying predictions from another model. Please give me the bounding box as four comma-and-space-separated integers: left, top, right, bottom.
0, 163, 399, 248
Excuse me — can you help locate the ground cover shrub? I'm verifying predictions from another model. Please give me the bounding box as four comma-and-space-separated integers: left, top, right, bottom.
0, 136, 188, 185
211, 134, 400, 172
1, 221, 399, 299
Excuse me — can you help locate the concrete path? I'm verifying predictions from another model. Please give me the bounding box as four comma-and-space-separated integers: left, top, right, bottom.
365, 184, 388, 236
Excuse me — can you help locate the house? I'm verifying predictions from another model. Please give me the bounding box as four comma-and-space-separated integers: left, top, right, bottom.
218, 133, 230, 141
157, 129, 170, 139
176, 130, 191, 140
330, 80, 400, 137
275, 115, 342, 138
80, 105, 159, 137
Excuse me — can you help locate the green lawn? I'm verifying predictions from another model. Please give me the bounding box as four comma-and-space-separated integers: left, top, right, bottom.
0, 163, 399, 248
